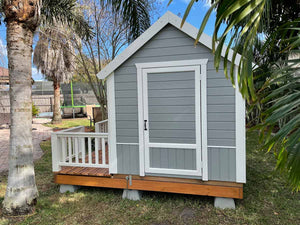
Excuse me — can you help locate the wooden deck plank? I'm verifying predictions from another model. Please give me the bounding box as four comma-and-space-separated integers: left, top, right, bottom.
57, 167, 111, 177
60, 166, 75, 174
54, 174, 243, 199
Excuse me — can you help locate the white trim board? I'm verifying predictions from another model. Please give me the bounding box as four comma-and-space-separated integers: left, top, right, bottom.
136, 59, 208, 179
107, 73, 117, 174
235, 66, 246, 183
97, 11, 241, 80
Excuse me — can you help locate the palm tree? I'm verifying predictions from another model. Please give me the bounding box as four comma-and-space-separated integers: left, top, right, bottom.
0, 0, 150, 215
170, 0, 300, 190
34, 25, 75, 124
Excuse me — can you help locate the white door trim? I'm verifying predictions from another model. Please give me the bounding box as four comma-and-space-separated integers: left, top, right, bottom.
136, 59, 208, 178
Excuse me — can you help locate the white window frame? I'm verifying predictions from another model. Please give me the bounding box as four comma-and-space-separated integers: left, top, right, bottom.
136, 59, 208, 179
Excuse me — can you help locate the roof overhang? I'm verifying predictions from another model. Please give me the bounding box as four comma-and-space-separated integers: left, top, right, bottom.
97, 11, 241, 80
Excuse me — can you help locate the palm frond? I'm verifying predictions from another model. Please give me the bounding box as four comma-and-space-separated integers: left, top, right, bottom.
41, 0, 93, 40
171, 0, 300, 190
103, 0, 150, 41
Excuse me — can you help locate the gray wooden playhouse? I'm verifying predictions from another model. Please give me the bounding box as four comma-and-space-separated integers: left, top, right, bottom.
52, 11, 246, 207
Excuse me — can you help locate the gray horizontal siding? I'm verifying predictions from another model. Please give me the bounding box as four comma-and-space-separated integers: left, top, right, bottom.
208, 147, 236, 182
148, 71, 195, 144
117, 144, 139, 175
150, 148, 196, 170
114, 24, 237, 175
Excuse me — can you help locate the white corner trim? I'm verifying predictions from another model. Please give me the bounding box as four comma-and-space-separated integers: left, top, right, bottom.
97, 11, 241, 80
235, 66, 246, 183
201, 62, 208, 181
107, 73, 117, 174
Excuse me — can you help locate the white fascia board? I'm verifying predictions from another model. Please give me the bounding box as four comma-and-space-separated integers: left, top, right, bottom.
97, 11, 241, 80
97, 12, 170, 80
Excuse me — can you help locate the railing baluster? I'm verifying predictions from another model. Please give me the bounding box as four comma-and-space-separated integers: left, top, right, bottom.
102, 137, 106, 165
75, 137, 79, 163
88, 137, 92, 164
56, 122, 108, 169
81, 137, 85, 164
95, 137, 99, 165
62, 137, 67, 163
68, 137, 72, 163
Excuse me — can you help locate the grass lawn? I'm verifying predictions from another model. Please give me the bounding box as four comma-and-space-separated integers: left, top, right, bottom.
0, 131, 299, 224
43, 118, 91, 129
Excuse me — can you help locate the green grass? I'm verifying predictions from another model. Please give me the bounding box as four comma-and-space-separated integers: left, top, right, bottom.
0, 131, 299, 224
43, 118, 90, 129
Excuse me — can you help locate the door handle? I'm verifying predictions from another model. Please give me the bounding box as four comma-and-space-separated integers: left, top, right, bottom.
144, 120, 147, 131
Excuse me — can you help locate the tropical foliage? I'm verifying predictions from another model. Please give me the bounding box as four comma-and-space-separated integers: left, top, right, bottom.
33, 24, 76, 123
0, 0, 151, 215
171, 0, 300, 190
73, 0, 152, 118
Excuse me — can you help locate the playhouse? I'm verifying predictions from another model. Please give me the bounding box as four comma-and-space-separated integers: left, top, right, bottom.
51, 11, 246, 206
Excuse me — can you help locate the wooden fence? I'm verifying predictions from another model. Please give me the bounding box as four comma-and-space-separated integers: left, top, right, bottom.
0, 93, 98, 114
0, 94, 57, 113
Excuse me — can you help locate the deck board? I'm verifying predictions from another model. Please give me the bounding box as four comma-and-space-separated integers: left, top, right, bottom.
59, 166, 111, 177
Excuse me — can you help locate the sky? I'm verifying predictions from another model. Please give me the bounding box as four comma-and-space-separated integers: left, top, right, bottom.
0, 0, 220, 81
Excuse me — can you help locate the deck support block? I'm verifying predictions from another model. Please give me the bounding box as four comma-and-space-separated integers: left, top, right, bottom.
214, 197, 235, 209
60, 184, 79, 193
122, 189, 142, 201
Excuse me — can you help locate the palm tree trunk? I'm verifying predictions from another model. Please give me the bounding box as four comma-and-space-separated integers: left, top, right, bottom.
52, 79, 62, 124
3, 21, 38, 215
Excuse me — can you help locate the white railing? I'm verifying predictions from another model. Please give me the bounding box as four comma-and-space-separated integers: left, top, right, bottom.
95, 119, 108, 133
51, 125, 108, 172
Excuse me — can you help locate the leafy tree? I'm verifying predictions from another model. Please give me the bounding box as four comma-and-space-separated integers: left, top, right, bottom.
171, 0, 300, 190
73, 0, 152, 118
0, 0, 150, 215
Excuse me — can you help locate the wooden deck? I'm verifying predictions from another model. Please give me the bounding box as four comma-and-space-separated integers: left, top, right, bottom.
59, 167, 111, 177
54, 171, 243, 199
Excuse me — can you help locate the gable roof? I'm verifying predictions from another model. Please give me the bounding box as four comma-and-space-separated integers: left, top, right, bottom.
97, 11, 241, 80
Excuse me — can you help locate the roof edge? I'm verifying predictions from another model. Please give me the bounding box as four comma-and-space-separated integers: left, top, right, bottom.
97, 11, 241, 80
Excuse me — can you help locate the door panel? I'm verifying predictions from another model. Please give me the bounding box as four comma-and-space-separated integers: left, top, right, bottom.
150, 147, 196, 170
143, 68, 201, 176
147, 71, 196, 144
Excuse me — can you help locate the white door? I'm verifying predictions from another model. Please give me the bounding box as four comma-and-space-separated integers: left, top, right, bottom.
140, 63, 203, 177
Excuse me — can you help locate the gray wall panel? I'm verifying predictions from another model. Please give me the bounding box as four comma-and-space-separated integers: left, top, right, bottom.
208, 147, 236, 181
117, 144, 139, 175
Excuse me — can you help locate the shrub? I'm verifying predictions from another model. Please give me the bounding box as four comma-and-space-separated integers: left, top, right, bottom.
32, 103, 39, 117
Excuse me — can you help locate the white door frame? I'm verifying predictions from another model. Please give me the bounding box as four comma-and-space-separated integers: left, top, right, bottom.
136, 59, 208, 179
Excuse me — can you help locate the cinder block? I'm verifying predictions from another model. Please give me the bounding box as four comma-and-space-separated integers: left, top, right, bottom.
59, 184, 78, 193
122, 189, 142, 201
214, 197, 235, 209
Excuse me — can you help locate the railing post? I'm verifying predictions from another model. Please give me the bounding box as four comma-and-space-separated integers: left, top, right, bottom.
51, 132, 61, 172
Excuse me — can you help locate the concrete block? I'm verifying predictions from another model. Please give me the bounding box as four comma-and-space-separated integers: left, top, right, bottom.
60, 184, 78, 193
122, 189, 142, 201
214, 197, 235, 209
